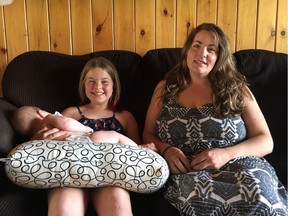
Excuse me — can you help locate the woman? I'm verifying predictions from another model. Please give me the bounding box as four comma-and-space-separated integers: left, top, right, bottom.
143, 23, 288, 215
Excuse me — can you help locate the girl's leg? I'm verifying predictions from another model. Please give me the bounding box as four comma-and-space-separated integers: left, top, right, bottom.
48, 187, 89, 216
91, 186, 133, 216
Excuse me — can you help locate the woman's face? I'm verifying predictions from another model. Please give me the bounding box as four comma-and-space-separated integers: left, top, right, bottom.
84, 67, 114, 105
186, 30, 218, 77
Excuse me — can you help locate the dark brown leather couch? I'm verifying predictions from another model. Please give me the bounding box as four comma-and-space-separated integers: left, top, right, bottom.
0, 48, 286, 216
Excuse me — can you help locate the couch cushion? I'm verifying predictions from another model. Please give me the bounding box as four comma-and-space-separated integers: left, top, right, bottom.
0, 99, 26, 158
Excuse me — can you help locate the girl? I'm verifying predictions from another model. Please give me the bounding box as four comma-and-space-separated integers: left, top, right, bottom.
47, 57, 154, 216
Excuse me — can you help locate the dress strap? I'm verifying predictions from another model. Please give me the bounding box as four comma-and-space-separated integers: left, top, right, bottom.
77, 106, 85, 118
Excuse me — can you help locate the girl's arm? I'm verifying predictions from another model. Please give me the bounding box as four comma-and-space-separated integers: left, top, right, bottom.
43, 113, 92, 134
89, 130, 137, 146
117, 110, 142, 144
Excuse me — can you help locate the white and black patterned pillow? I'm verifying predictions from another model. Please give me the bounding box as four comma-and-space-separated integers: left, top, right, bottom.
5, 140, 169, 193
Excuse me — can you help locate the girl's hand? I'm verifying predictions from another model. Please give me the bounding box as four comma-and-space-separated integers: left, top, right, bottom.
141, 142, 158, 152
163, 146, 192, 174
84, 126, 93, 134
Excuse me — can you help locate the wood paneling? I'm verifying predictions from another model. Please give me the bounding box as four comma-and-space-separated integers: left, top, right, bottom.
155, 0, 176, 48
276, 0, 288, 53
257, 0, 277, 50
26, 0, 49, 51
135, 0, 155, 56
0, 0, 287, 96
114, 0, 134, 51
197, 0, 217, 24
92, 0, 113, 51
4, 0, 27, 62
176, 0, 196, 47
71, 0, 92, 54
0, 7, 6, 96
236, 0, 257, 51
217, 0, 237, 53
49, 0, 71, 53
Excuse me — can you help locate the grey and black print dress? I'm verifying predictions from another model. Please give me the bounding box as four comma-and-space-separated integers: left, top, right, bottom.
157, 98, 288, 216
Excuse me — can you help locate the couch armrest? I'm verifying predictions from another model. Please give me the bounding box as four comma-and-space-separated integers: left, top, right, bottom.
0, 99, 19, 157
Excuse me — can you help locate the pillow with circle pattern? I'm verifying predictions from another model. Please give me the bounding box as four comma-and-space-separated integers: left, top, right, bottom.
4, 140, 169, 193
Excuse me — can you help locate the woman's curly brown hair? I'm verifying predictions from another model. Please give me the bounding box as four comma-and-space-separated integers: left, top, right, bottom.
162, 23, 248, 117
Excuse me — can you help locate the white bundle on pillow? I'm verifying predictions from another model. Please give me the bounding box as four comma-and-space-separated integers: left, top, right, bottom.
4, 140, 169, 193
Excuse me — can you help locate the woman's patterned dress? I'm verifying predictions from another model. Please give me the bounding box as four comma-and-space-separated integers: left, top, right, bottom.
157, 98, 288, 216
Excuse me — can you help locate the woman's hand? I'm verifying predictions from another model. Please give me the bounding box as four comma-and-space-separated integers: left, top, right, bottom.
163, 146, 191, 174
31, 126, 71, 141
190, 148, 230, 170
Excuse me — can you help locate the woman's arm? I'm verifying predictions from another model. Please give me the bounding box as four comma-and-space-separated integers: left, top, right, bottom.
143, 81, 191, 174
143, 81, 167, 152
117, 110, 142, 144
190, 86, 273, 170
224, 86, 273, 157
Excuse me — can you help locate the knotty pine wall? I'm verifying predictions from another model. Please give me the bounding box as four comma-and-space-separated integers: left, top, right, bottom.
0, 0, 287, 96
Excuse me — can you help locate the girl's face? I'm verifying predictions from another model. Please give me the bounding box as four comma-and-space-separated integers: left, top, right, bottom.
186, 30, 218, 78
84, 68, 114, 105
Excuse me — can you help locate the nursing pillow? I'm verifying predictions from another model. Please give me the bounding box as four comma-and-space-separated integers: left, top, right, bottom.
4, 140, 169, 193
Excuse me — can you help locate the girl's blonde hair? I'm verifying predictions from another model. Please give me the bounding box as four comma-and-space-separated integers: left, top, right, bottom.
78, 57, 121, 111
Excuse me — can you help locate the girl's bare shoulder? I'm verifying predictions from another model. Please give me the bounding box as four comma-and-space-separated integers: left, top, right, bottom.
116, 109, 134, 119
61, 106, 80, 118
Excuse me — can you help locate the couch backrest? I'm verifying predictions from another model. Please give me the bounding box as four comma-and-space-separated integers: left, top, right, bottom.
2, 50, 142, 114
233, 49, 287, 184
135, 48, 182, 132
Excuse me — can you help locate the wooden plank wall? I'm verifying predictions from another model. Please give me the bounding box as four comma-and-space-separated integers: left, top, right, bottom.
0, 0, 287, 96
